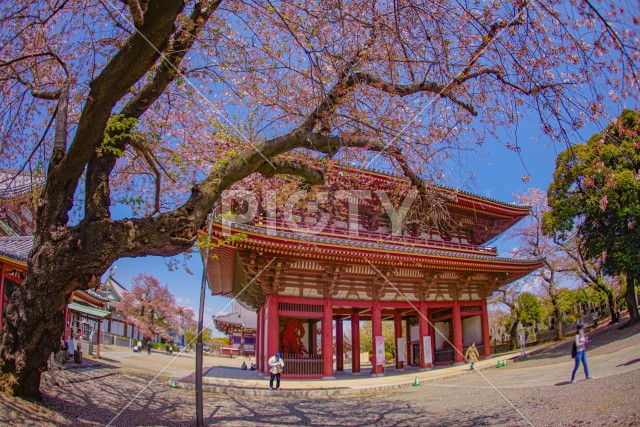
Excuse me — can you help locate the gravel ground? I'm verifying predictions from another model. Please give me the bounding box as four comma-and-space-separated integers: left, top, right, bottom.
0, 366, 637, 426
1, 319, 639, 426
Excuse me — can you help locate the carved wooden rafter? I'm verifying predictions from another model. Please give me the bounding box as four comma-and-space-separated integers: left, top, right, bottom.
318, 264, 342, 298
365, 269, 391, 300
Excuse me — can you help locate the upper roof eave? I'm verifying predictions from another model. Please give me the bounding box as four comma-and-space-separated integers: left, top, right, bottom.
215, 220, 545, 265
0, 236, 33, 262
334, 164, 530, 215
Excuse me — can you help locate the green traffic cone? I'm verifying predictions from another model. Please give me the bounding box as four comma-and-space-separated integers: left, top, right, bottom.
170, 378, 177, 388
412, 376, 420, 386
496, 360, 501, 368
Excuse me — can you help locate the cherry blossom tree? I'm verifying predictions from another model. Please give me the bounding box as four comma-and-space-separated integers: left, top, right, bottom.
0, 0, 638, 398
507, 187, 571, 340
117, 274, 181, 341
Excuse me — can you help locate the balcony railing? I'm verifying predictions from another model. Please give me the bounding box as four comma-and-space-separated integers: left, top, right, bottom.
281, 353, 323, 376
244, 217, 497, 255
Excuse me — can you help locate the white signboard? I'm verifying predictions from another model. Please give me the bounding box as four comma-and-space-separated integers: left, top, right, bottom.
423, 336, 432, 364
375, 336, 386, 364
397, 338, 406, 362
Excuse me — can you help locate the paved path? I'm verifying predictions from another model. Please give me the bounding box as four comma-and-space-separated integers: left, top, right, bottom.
171, 320, 640, 396
174, 344, 540, 396
180, 342, 640, 396
3, 320, 639, 427
97, 319, 640, 398
436, 341, 640, 388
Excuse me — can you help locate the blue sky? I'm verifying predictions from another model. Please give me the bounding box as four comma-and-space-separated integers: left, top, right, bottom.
101, 105, 632, 336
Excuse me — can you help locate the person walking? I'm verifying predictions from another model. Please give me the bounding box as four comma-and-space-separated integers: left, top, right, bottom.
571, 324, 593, 383
147, 340, 152, 355
464, 342, 479, 370
268, 352, 285, 391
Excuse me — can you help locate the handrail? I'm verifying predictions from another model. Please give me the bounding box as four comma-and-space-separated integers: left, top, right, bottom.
244, 217, 497, 255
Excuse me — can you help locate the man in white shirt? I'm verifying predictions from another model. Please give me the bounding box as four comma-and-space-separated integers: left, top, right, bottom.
268, 352, 284, 391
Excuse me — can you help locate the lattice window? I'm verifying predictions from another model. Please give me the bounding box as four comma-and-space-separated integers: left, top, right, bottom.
278, 302, 323, 313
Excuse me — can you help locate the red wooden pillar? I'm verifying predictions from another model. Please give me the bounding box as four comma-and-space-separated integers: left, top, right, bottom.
453, 301, 464, 363
309, 320, 317, 353
256, 306, 262, 371
418, 301, 430, 370
351, 310, 360, 374
0, 265, 5, 331
371, 301, 383, 376
258, 306, 264, 373
394, 311, 404, 370
322, 299, 334, 379
405, 317, 412, 366
266, 294, 279, 374
263, 304, 268, 371
428, 310, 436, 362
63, 304, 70, 340
481, 299, 491, 357
336, 316, 344, 372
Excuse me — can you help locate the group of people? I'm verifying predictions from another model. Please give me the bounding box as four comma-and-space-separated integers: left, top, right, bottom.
259, 324, 591, 392
238, 352, 285, 390
463, 324, 593, 383
240, 361, 257, 371
132, 340, 152, 355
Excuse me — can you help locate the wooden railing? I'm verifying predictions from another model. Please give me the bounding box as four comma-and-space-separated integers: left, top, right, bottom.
434, 349, 454, 363
282, 353, 323, 376
278, 302, 323, 313
247, 217, 497, 255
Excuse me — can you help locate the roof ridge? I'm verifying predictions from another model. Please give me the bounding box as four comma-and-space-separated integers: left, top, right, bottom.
0, 235, 34, 241
330, 163, 529, 209
224, 220, 544, 264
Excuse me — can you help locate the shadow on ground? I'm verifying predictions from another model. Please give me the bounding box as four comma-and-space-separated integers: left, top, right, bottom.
40, 375, 519, 427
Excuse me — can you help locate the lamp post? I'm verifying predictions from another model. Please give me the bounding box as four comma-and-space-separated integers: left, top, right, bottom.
196, 211, 215, 427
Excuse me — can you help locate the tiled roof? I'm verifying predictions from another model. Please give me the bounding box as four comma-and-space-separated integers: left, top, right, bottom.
0, 219, 19, 237
223, 220, 544, 264
214, 299, 257, 329
100, 276, 128, 302
0, 236, 33, 262
334, 163, 529, 209
0, 169, 44, 200
84, 288, 110, 302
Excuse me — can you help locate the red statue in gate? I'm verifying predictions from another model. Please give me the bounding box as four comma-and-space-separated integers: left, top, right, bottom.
281, 318, 308, 355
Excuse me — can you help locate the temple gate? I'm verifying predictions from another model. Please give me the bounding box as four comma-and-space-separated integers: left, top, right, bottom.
206, 166, 543, 378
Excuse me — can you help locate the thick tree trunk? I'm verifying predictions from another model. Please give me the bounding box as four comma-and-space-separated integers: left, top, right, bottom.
605, 290, 620, 323
0, 273, 68, 399
509, 320, 519, 351
551, 295, 564, 340
625, 273, 639, 324
554, 307, 564, 340
0, 235, 107, 399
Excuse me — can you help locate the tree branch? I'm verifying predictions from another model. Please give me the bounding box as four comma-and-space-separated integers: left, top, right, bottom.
85, 0, 221, 220
256, 158, 325, 185
35, 0, 185, 229
457, 16, 525, 81
126, 0, 146, 28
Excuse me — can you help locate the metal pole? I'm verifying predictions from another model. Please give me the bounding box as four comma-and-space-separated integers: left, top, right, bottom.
196, 211, 215, 427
